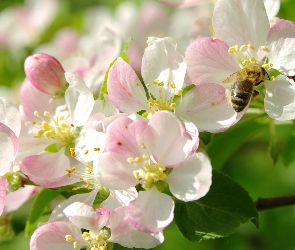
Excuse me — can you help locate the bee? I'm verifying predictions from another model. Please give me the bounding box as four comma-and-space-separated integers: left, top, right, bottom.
222, 63, 266, 112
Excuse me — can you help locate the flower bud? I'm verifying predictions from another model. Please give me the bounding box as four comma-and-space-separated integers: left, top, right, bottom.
24, 53, 67, 97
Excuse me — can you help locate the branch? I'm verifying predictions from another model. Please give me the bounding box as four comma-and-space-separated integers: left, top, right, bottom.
255, 195, 295, 211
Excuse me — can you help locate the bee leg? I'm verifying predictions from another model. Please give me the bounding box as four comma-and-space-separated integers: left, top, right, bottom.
254, 80, 264, 86
252, 90, 259, 98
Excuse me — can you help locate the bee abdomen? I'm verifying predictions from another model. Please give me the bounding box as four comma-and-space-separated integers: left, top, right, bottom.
231, 80, 253, 112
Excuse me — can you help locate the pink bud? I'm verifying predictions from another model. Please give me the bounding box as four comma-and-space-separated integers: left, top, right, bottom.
24, 53, 67, 96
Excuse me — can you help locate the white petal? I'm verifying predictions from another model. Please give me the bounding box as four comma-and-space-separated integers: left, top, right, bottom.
166, 152, 212, 201
142, 37, 186, 98
265, 76, 295, 120
0, 97, 21, 137
64, 72, 95, 126
267, 20, 295, 75
100, 188, 138, 211
128, 188, 174, 233
175, 83, 238, 132
48, 188, 99, 222
213, 0, 269, 48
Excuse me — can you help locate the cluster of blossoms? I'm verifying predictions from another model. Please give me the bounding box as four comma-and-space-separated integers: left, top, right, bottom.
1, 0, 295, 249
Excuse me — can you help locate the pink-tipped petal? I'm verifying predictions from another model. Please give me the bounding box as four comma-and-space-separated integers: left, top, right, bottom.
106, 116, 148, 158
185, 37, 240, 85
128, 188, 174, 233
212, 0, 269, 48
30, 221, 85, 250
166, 152, 212, 201
108, 57, 149, 113
109, 206, 164, 248
20, 150, 79, 188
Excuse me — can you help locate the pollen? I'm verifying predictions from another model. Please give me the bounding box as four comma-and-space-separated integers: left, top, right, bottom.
80, 229, 110, 250
129, 154, 167, 190
65, 234, 73, 242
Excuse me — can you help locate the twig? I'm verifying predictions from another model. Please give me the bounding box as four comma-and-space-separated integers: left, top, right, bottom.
255, 195, 295, 211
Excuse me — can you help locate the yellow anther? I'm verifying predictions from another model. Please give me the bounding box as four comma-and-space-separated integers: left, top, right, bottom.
44, 131, 52, 139
73, 241, 79, 249
65, 235, 72, 242
234, 45, 239, 51
153, 79, 160, 85
176, 89, 183, 96
93, 147, 100, 151
228, 46, 236, 53
134, 157, 141, 163
170, 82, 176, 89
249, 58, 256, 63
271, 76, 275, 81
84, 150, 89, 155
41, 121, 50, 129
44, 111, 51, 117
34, 111, 40, 117
170, 103, 176, 109
158, 82, 164, 87
261, 46, 270, 52
140, 143, 146, 149
242, 59, 249, 65
239, 45, 247, 51
127, 157, 134, 163
248, 44, 256, 50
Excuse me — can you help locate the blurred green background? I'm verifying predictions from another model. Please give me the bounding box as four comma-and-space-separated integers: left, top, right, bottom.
1, 0, 295, 249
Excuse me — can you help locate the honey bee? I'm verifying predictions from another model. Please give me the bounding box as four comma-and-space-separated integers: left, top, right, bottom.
222, 63, 266, 112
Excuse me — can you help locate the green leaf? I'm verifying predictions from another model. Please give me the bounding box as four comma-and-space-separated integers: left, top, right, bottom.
268, 119, 279, 165
25, 188, 60, 236
174, 170, 259, 242
282, 132, 295, 167
206, 115, 268, 170
98, 37, 133, 100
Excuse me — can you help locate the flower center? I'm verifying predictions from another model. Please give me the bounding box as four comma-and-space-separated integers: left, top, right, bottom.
228, 44, 273, 71
128, 152, 167, 190
32, 111, 80, 148
146, 79, 182, 113
65, 228, 111, 250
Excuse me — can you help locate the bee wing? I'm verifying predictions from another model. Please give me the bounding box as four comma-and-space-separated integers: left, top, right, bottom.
222, 72, 239, 84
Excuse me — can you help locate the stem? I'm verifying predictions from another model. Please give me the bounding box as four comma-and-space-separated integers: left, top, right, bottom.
255, 195, 295, 211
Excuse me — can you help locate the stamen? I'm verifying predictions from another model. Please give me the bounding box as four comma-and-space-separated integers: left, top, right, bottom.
248, 44, 256, 50
65, 234, 72, 242
261, 46, 270, 52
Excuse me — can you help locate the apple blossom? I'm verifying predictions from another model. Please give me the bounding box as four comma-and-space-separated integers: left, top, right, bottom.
108, 36, 239, 132
96, 111, 212, 233
186, 0, 295, 120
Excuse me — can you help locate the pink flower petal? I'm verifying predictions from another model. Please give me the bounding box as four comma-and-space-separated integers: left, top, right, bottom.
97, 152, 138, 190
106, 116, 148, 158
20, 150, 79, 188
0, 97, 21, 137
265, 76, 295, 120
175, 83, 238, 132
109, 206, 164, 248
212, 0, 269, 48
166, 152, 212, 201
4, 185, 37, 213
0, 177, 7, 216
30, 221, 85, 250
107, 57, 149, 113
128, 188, 174, 233
267, 19, 295, 75
146, 111, 191, 166
185, 37, 240, 85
